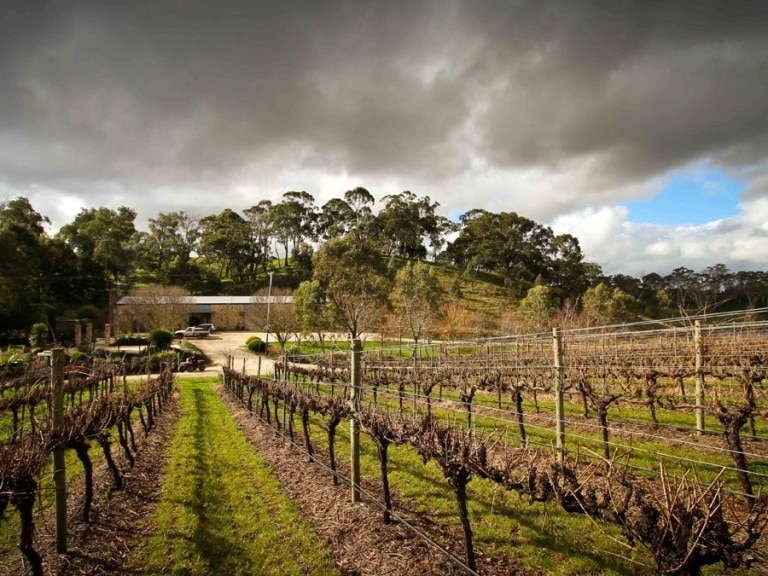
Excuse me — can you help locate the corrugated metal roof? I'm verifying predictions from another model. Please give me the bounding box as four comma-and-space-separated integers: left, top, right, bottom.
117, 295, 292, 305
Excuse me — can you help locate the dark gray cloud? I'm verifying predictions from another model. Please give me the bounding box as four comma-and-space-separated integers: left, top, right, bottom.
1, 0, 768, 273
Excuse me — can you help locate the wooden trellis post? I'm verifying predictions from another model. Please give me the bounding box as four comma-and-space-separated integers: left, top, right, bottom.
350, 339, 362, 503
694, 321, 706, 435
52, 347, 67, 553
553, 328, 566, 464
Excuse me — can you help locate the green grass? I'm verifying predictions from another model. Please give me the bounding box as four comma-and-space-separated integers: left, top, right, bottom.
270, 377, 765, 573
134, 378, 340, 576
299, 408, 649, 575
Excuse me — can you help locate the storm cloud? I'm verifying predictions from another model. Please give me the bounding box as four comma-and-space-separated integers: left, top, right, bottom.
1, 0, 768, 275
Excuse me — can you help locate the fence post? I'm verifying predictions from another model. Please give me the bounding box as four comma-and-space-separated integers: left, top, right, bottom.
412, 342, 418, 412
52, 347, 67, 553
552, 328, 566, 464
350, 339, 362, 503
694, 321, 706, 435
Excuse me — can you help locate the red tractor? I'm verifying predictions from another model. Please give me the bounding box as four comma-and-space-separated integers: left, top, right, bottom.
178, 355, 206, 372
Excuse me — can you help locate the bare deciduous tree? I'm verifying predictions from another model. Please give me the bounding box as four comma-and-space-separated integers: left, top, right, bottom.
118, 285, 192, 333
249, 287, 298, 351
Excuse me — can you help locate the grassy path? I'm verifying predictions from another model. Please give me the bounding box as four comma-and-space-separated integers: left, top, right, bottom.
135, 378, 340, 576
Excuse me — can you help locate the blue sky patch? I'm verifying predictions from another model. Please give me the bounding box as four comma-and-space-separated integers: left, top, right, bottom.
623, 169, 745, 226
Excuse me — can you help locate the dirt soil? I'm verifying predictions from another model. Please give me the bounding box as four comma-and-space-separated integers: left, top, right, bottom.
191, 330, 276, 375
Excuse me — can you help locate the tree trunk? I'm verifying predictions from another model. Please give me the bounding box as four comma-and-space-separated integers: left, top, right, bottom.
378, 441, 393, 524
117, 420, 135, 468
96, 435, 123, 490
302, 408, 313, 460
14, 482, 43, 576
453, 473, 476, 572
514, 388, 527, 446
720, 408, 754, 506
73, 442, 93, 521
598, 407, 610, 461
328, 417, 340, 486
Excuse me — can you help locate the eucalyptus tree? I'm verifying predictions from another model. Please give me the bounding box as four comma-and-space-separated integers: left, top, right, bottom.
0, 198, 52, 330
244, 200, 275, 273
548, 233, 593, 300
198, 209, 252, 282
312, 236, 391, 340
317, 187, 377, 242
139, 211, 200, 284
664, 267, 696, 311
58, 206, 139, 285
344, 186, 376, 240
733, 270, 768, 309
270, 191, 318, 266
427, 214, 459, 261
373, 191, 442, 259
445, 209, 591, 298
698, 264, 734, 310
317, 198, 355, 240
0, 197, 93, 332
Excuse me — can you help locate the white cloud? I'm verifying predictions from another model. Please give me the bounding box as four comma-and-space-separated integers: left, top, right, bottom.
1, 1, 768, 278
553, 196, 768, 276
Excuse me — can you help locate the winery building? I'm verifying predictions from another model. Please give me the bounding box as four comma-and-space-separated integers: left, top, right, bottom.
116, 295, 293, 332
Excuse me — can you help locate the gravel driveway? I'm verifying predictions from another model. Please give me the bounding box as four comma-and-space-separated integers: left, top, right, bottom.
189, 331, 275, 376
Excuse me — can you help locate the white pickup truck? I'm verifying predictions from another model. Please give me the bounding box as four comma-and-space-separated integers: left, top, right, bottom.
174, 326, 210, 338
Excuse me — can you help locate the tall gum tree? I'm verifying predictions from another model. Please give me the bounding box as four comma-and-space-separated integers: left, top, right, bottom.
58, 206, 138, 285
312, 237, 391, 340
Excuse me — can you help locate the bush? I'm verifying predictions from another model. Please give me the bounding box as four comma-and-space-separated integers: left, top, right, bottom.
29, 322, 49, 350
149, 329, 173, 350
246, 336, 266, 353
115, 333, 150, 346
68, 350, 89, 364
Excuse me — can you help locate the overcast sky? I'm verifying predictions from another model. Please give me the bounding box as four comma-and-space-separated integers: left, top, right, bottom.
1, 0, 768, 277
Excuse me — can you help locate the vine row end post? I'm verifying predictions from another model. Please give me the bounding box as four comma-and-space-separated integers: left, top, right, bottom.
694, 320, 706, 435
553, 328, 566, 464
350, 338, 362, 503
52, 347, 67, 553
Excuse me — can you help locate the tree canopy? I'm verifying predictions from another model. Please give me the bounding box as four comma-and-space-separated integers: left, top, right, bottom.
312, 237, 391, 339
4, 190, 768, 341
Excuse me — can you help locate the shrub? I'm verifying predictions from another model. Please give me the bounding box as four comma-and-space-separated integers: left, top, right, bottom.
149, 329, 174, 350
246, 336, 266, 353
29, 322, 49, 350
68, 350, 89, 364
76, 304, 100, 323
153, 349, 177, 370
115, 333, 150, 346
